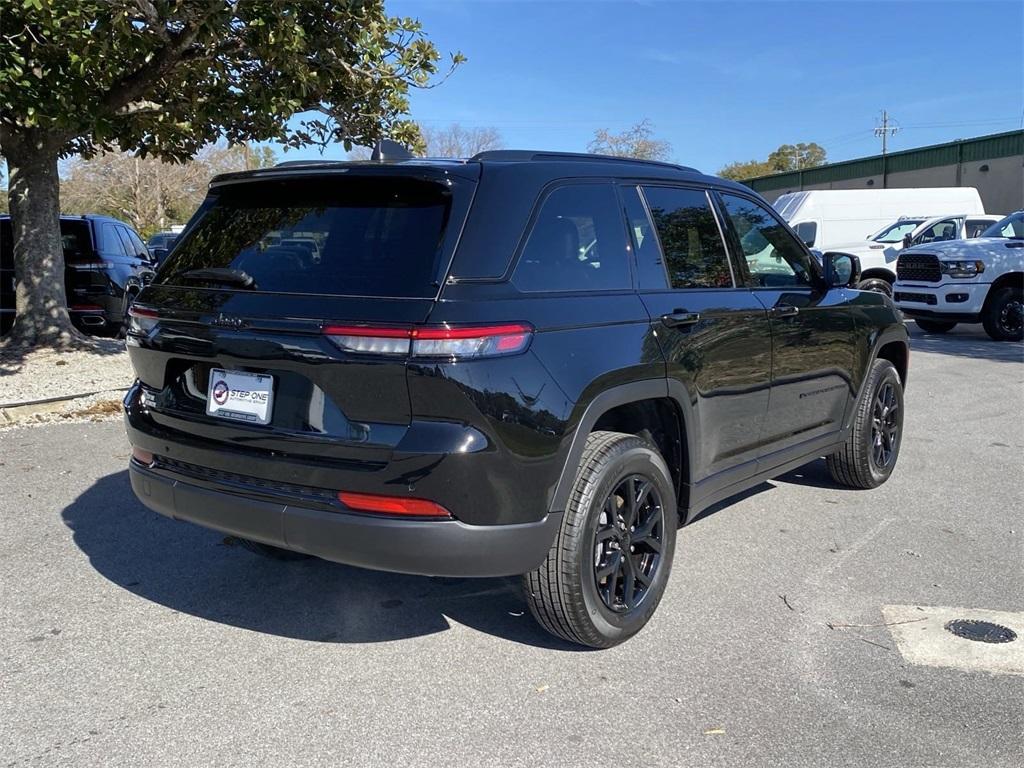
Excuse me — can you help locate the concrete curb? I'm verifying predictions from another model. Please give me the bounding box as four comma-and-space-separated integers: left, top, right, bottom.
0, 388, 128, 425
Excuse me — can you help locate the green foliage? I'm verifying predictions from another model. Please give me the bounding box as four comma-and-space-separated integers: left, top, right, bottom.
719, 142, 828, 181
0, 1, 463, 160
588, 120, 671, 162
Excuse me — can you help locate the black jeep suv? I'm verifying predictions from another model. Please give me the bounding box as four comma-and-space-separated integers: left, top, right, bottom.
1, 214, 155, 336
123, 152, 908, 648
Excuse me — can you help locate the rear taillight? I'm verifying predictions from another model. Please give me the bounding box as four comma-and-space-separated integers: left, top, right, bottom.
323, 323, 533, 359
338, 491, 451, 518
127, 306, 158, 335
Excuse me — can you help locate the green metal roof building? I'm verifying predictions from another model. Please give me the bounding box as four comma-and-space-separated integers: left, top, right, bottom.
744, 130, 1023, 215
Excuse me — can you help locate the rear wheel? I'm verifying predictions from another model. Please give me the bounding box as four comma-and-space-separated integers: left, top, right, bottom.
857, 277, 893, 297
523, 430, 677, 648
237, 538, 312, 561
827, 359, 903, 489
982, 286, 1023, 342
914, 319, 957, 334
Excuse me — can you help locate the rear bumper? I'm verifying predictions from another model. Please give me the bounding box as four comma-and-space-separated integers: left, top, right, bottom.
130, 461, 562, 577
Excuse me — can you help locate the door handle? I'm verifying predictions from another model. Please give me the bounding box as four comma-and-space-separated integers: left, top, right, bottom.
770, 304, 799, 319
661, 310, 701, 327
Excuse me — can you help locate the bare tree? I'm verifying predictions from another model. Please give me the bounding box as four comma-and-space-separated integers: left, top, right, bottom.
588, 120, 671, 161
347, 123, 504, 160
60, 144, 277, 236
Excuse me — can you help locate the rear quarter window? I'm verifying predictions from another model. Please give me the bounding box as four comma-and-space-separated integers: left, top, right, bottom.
156, 176, 454, 298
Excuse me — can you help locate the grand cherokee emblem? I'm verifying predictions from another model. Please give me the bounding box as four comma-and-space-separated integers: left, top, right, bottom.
210, 313, 248, 329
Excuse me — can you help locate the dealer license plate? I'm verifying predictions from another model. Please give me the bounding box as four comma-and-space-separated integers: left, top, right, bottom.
206, 368, 274, 425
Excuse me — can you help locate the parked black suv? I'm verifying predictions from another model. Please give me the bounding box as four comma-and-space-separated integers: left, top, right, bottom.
0, 214, 155, 336
123, 152, 909, 647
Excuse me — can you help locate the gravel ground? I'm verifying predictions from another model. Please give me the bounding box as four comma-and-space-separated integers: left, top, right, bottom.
1, 322, 1022, 767
0, 341, 132, 406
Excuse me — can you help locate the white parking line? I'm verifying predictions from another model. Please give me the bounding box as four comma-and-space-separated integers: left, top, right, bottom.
883, 605, 1024, 676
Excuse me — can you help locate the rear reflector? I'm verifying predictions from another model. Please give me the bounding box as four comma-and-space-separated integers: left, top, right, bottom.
70, 304, 105, 312
323, 323, 533, 359
337, 491, 452, 518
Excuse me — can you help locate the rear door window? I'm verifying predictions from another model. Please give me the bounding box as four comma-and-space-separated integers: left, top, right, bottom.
641, 186, 733, 289
98, 223, 128, 257
59, 220, 95, 264
513, 183, 631, 292
966, 219, 993, 238
157, 176, 455, 298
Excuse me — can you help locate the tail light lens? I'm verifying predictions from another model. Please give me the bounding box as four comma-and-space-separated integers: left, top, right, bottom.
338, 491, 451, 518
323, 323, 533, 359
127, 306, 158, 335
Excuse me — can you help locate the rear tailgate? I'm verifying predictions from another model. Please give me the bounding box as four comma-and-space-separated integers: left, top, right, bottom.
127, 167, 475, 471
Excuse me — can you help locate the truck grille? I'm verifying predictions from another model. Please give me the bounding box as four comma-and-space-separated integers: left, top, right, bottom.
894, 292, 937, 305
897, 254, 941, 283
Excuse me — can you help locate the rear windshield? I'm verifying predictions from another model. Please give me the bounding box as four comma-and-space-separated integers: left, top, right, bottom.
156, 176, 453, 297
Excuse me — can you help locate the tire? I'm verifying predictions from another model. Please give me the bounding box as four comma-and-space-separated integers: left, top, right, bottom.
914, 319, 957, 334
237, 538, 312, 561
982, 286, 1023, 342
857, 277, 893, 297
523, 430, 677, 648
827, 359, 903, 489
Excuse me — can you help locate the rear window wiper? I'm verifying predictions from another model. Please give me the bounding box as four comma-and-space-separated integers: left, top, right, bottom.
179, 267, 256, 289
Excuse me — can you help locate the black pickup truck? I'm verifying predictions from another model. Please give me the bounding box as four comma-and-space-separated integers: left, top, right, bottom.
122, 151, 909, 647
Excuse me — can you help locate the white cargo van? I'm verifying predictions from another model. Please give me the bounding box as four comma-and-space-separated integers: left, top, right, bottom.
773, 188, 986, 250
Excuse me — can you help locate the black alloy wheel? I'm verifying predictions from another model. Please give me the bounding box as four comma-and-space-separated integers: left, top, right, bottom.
870, 380, 900, 471
593, 475, 666, 613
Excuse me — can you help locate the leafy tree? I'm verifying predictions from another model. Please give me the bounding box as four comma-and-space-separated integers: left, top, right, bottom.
588, 119, 671, 162
60, 144, 276, 236
718, 159, 775, 181
768, 143, 827, 172
0, 1, 461, 345
719, 142, 828, 181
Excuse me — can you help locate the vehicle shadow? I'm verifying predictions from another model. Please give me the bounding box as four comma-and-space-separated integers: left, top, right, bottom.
907, 323, 1023, 364
774, 458, 843, 490
61, 470, 584, 651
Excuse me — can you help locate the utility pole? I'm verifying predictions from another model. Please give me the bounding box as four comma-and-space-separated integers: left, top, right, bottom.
875, 110, 899, 188
874, 109, 899, 155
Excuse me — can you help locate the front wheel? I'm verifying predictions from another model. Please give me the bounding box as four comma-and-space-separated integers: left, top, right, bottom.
523, 431, 677, 648
827, 359, 904, 489
982, 286, 1023, 342
914, 319, 957, 334
857, 277, 893, 297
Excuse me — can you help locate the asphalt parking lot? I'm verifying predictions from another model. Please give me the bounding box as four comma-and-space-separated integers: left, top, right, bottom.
2, 323, 1022, 768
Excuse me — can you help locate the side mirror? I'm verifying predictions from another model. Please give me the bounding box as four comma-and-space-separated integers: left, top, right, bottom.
152, 247, 168, 265
902, 233, 913, 249
822, 252, 861, 288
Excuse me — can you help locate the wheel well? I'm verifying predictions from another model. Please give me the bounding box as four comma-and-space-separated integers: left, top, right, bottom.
988, 271, 1023, 295
876, 341, 908, 385
859, 268, 895, 284
592, 398, 687, 513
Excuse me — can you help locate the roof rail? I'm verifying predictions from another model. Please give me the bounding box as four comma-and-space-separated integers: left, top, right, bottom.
274, 159, 349, 168
470, 150, 699, 174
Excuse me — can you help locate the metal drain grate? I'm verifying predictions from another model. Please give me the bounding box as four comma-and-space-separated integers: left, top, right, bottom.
944, 619, 1017, 644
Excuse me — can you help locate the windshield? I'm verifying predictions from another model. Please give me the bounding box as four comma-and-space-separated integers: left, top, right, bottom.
156, 176, 453, 298
981, 212, 1024, 239
872, 220, 925, 243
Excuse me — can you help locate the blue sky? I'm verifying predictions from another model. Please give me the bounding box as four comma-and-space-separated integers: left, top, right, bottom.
276, 0, 1024, 174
